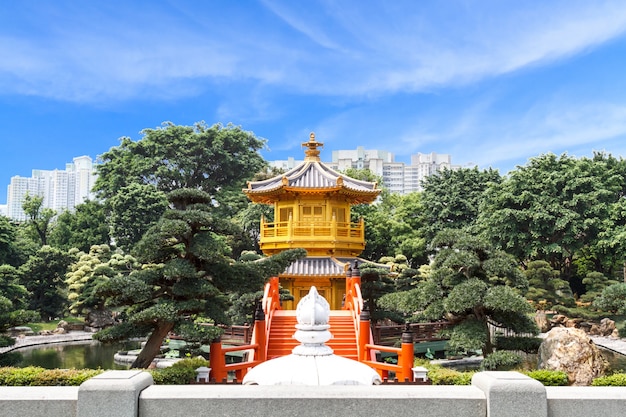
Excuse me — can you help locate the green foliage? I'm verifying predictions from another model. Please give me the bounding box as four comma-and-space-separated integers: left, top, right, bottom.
480, 351, 524, 371
552, 305, 605, 320
21, 194, 56, 246
108, 184, 169, 252
580, 271, 619, 303
94, 188, 306, 367
427, 366, 475, 385
591, 373, 626, 386
479, 152, 626, 289
421, 167, 501, 243
524, 370, 569, 386
149, 357, 209, 385
524, 260, 574, 308
94, 122, 267, 201
49, 200, 110, 252
386, 229, 536, 355
350, 187, 427, 267
593, 283, 626, 314
19, 245, 73, 320
65, 245, 140, 316
0, 366, 103, 386
495, 336, 542, 353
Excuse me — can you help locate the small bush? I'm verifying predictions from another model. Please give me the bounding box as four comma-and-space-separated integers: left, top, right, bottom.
149, 357, 209, 385
428, 366, 475, 385
480, 351, 523, 371
591, 373, 626, 386
495, 336, 542, 354
524, 370, 569, 386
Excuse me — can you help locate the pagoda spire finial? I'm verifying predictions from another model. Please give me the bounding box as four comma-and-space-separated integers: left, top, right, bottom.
302, 132, 323, 161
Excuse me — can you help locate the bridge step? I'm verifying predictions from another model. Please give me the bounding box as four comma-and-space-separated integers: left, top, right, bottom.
266, 310, 358, 361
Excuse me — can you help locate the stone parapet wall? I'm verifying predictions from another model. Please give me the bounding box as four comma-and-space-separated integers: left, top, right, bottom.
1, 370, 625, 417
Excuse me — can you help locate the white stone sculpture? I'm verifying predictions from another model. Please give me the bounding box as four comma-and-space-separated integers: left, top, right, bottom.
242, 286, 381, 385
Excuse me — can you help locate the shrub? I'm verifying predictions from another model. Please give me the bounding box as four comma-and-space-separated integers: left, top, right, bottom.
591, 373, 626, 386
495, 336, 542, 354
149, 357, 209, 385
427, 366, 475, 385
480, 351, 523, 371
524, 370, 569, 386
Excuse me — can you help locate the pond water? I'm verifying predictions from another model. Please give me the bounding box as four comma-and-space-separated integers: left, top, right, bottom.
16, 340, 141, 370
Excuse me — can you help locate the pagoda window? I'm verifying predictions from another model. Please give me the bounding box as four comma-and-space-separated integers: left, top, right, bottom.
332, 207, 346, 223
301, 205, 324, 223
279, 207, 293, 223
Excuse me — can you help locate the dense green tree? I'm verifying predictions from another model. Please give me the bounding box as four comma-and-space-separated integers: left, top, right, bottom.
479, 153, 625, 287
94, 189, 305, 368
524, 260, 574, 309
421, 167, 501, 242
347, 171, 426, 266
580, 271, 619, 304
108, 184, 168, 252
592, 283, 626, 314
22, 194, 56, 246
49, 200, 110, 252
65, 245, 138, 316
0, 216, 21, 267
95, 122, 267, 201
18, 246, 73, 320
379, 229, 536, 355
0, 265, 39, 363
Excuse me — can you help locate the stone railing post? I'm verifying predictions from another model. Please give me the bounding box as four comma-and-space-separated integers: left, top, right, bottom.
472, 371, 547, 417
77, 370, 153, 417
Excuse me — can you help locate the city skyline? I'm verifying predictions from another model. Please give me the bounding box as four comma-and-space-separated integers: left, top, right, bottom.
2, 1, 626, 204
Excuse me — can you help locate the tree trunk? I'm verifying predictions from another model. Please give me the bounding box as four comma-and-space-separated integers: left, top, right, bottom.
131, 322, 175, 369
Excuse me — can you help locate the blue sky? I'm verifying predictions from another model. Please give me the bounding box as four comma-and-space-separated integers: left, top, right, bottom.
2, 1, 626, 204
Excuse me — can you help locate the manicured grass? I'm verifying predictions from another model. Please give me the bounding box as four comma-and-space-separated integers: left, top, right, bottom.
24, 317, 85, 334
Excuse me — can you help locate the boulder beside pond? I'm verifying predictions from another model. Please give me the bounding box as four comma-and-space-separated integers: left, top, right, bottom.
538, 327, 608, 386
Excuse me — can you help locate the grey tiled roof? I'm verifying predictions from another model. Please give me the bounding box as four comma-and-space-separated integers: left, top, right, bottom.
282, 257, 347, 277
246, 161, 378, 193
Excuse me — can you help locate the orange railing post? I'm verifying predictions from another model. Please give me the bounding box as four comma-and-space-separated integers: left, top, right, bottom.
209, 338, 227, 382
253, 303, 266, 363
399, 326, 414, 382
358, 309, 371, 362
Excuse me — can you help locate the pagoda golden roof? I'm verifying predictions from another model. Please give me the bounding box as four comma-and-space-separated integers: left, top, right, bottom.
244, 133, 381, 204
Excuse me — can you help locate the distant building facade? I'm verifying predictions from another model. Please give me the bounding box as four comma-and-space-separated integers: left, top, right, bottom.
6, 156, 97, 221
325, 147, 458, 194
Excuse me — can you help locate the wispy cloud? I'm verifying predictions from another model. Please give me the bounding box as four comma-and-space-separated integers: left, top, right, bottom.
2, 1, 626, 104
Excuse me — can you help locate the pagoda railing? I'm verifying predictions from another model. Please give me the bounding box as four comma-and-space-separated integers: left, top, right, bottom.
259, 218, 365, 244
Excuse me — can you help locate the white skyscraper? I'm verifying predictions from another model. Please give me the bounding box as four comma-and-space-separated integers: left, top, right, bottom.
6, 156, 97, 221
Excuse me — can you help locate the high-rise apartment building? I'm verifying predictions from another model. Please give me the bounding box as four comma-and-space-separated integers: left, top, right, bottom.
6, 156, 97, 221
326, 147, 458, 194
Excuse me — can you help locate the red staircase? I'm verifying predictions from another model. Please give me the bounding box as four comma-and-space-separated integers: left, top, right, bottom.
266, 310, 358, 360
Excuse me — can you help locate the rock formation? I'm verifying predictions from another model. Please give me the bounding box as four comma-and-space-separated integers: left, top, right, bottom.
538, 327, 607, 386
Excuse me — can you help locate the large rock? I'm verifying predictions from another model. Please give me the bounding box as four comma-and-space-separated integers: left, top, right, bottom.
538, 327, 607, 386
598, 318, 616, 337
86, 309, 115, 329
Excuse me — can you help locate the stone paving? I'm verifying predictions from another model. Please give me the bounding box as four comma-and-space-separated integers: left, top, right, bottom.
0, 331, 94, 354
589, 335, 626, 356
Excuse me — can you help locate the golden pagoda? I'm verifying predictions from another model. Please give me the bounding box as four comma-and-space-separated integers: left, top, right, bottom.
244, 133, 381, 309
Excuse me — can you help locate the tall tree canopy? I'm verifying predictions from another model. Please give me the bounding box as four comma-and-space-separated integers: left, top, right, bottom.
94, 122, 267, 201
49, 200, 110, 252
420, 167, 501, 242
479, 153, 626, 287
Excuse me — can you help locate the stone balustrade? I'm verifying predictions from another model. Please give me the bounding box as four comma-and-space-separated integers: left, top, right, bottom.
1, 370, 625, 417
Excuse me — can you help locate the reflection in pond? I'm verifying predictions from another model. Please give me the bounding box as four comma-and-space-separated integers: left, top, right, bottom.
17, 340, 141, 370
601, 348, 626, 373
